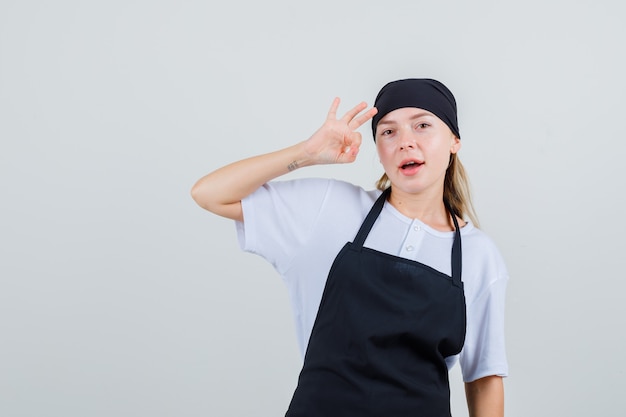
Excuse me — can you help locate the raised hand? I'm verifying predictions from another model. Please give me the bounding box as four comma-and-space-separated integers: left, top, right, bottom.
303, 98, 378, 165
192, 98, 377, 221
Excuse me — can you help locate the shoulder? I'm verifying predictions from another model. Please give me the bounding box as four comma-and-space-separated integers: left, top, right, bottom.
260, 177, 364, 195
459, 224, 509, 302
325, 179, 381, 205
265, 178, 379, 207
246, 178, 381, 227
462, 224, 507, 266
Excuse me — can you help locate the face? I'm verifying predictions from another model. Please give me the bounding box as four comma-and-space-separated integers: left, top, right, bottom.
375, 107, 461, 198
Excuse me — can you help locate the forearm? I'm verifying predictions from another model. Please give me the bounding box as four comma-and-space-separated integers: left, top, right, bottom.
191, 99, 374, 221
190, 141, 313, 220
465, 376, 504, 417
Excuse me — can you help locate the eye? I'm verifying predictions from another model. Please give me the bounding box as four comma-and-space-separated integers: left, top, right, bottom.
379, 129, 393, 137
416, 123, 430, 129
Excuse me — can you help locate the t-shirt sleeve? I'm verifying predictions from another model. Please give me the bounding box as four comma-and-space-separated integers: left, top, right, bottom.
235, 178, 333, 275
460, 275, 509, 382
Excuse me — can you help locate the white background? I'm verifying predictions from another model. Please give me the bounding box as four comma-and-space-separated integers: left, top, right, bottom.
1, 0, 625, 415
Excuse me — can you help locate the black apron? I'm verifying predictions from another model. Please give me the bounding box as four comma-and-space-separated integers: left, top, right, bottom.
285, 188, 466, 417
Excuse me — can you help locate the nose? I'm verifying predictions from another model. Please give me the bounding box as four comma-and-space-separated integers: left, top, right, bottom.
398, 130, 416, 150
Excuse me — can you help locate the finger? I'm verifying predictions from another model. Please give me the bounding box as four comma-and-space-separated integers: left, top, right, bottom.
326, 97, 341, 120
342, 131, 363, 154
340, 101, 368, 124
341, 132, 362, 159
348, 107, 378, 130
351, 131, 363, 149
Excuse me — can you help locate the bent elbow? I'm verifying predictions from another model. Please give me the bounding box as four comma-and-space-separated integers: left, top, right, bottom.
190, 182, 211, 210
190, 183, 201, 204
190, 181, 243, 221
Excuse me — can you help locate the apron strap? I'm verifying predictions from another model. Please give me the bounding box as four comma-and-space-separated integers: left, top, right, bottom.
445, 200, 462, 285
352, 188, 390, 249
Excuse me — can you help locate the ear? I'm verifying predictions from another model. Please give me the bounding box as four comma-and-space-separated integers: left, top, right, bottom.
450, 136, 461, 154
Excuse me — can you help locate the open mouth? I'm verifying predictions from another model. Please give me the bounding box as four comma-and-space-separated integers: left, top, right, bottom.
400, 160, 424, 170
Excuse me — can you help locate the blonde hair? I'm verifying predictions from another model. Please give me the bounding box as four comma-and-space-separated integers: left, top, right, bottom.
375, 153, 480, 227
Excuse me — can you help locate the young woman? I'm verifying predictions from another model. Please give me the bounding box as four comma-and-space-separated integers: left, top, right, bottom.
191, 79, 508, 417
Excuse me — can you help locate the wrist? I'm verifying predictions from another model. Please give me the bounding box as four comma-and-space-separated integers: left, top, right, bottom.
286, 141, 317, 171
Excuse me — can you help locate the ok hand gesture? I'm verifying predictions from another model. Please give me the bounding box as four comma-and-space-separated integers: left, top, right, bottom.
303, 98, 378, 165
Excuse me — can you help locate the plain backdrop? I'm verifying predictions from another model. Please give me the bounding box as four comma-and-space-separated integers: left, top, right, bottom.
1, 0, 625, 416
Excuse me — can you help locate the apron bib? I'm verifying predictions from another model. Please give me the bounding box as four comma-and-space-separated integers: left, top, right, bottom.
286, 188, 466, 417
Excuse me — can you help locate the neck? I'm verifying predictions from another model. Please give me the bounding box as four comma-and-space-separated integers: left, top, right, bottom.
387, 187, 456, 232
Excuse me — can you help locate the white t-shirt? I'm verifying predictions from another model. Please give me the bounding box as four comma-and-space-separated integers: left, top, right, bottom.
236, 178, 508, 382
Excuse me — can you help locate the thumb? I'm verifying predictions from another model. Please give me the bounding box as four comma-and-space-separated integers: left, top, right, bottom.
342, 132, 362, 159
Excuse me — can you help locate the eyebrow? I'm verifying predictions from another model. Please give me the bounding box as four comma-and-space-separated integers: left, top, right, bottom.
377, 111, 435, 126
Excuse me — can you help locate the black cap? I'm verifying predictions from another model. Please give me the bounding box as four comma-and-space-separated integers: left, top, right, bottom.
372, 78, 460, 140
